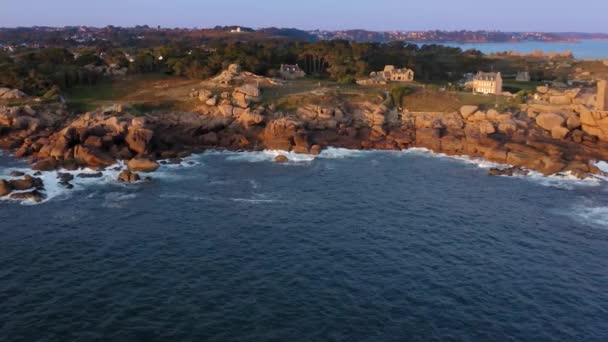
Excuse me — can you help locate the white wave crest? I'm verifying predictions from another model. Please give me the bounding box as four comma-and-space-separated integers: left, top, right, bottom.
401, 147, 602, 189
567, 200, 608, 229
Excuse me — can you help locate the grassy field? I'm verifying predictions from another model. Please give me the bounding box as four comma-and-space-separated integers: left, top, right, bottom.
65, 73, 201, 113
63, 74, 521, 115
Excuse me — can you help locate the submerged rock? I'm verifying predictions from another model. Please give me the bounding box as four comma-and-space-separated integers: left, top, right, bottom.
274, 155, 289, 163
77, 172, 103, 178
9, 190, 45, 203
488, 167, 530, 177
0, 180, 12, 196
118, 169, 141, 183
9, 175, 44, 191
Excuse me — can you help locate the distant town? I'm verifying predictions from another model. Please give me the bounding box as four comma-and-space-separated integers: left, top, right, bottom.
1, 26, 608, 50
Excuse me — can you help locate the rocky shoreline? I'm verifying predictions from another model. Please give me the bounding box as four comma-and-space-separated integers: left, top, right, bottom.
2, 78, 608, 203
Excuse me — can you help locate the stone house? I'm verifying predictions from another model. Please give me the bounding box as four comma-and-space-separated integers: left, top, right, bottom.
376, 65, 415, 82
279, 64, 306, 80
472, 72, 503, 95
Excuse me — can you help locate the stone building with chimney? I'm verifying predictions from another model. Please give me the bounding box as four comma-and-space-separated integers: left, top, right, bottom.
472, 72, 503, 95
279, 64, 306, 80
376, 65, 415, 82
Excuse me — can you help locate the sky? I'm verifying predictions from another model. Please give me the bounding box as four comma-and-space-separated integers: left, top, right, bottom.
1, 0, 607, 32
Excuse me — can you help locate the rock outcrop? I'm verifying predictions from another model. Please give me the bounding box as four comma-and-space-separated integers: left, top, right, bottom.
127, 158, 160, 173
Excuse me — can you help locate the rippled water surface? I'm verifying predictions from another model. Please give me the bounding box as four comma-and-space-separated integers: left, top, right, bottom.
1, 150, 608, 341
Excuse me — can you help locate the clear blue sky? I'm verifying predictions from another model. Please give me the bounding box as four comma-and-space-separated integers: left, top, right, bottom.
2, 0, 607, 32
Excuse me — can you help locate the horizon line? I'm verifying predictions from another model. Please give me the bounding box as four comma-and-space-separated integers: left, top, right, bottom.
0, 25, 606, 35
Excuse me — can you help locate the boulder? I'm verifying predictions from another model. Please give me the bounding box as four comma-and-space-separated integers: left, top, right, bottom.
236, 109, 264, 127
198, 89, 213, 102
488, 167, 529, 177
549, 96, 571, 105
0, 89, 27, 99
127, 158, 160, 173
32, 158, 59, 171
310, 145, 322, 155
274, 155, 289, 163
536, 113, 565, 131
0, 180, 12, 196
118, 169, 141, 183
551, 126, 570, 140
77, 172, 103, 178
468, 111, 487, 122
74, 145, 115, 168
566, 116, 581, 130
536, 86, 549, 94
9, 175, 43, 191
497, 120, 517, 134
263, 118, 299, 150
235, 84, 261, 98
479, 121, 496, 135
205, 96, 218, 106
125, 127, 154, 154
9, 190, 45, 203
232, 92, 250, 108
459, 105, 479, 119
57, 172, 74, 183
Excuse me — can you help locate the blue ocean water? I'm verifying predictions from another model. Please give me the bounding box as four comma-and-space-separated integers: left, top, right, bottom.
438, 40, 608, 60
1, 149, 608, 341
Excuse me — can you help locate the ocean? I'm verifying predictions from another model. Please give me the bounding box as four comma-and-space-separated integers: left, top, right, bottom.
1, 149, 608, 341
438, 40, 608, 60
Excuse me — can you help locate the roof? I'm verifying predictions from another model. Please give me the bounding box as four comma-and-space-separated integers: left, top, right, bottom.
474, 72, 501, 81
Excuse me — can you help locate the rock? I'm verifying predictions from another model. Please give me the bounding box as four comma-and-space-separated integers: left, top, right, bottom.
486, 109, 499, 120
479, 121, 496, 135
551, 126, 570, 140
0, 89, 27, 99
9, 190, 45, 203
125, 127, 154, 154
84, 135, 103, 148
77, 172, 103, 178
310, 145, 322, 155
236, 109, 264, 127
198, 89, 213, 102
566, 116, 581, 130
536, 86, 549, 94
549, 96, 571, 105
460, 105, 479, 119
263, 118, 299, 150
232, 92, 250, 108
57, 172, 74, 183
468, 111, 487, 122
9, 171, 25, 177
235, 84, 261, 98
274, 155, 289, 163
536, 113, 565, 131
74, 145, 115, 168
0, 180, 12, 196
201, 132, 218, 145
118, 169, 141, 183
9, 175, 43, 191
127, 158, 160, 173
205, 96, 218, 106
497, 120, 517, 135
488, 167, 529, 177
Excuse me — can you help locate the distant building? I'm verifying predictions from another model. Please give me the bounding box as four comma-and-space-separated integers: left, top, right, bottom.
516, 71, 531, 82
230, 27, 242, 33
472, 72, 503, 95
379, 65, 415, 82
597, 80, 608, 111
364, 65, 415, 84
279, 64, 306, 80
